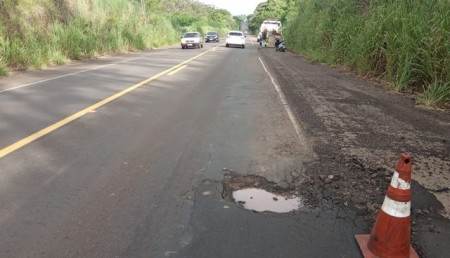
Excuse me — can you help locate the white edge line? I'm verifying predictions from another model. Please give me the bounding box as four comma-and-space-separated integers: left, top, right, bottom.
0, 56, 149, 94
258, 57, 314, 156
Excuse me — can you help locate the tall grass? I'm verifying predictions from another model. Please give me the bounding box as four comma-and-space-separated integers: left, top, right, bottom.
0, 0, 180, 74
0, 0, 236, 76
417, 80, 450, 107
284, 0, 450, 107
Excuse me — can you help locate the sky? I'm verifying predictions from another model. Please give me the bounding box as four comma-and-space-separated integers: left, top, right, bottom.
197, 0, 266, 16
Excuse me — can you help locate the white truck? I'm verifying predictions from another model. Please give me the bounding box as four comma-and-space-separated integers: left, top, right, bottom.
258, 19, 282, 47
259, 19, 282, 35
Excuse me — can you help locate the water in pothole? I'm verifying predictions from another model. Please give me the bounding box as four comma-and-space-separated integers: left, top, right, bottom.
232, 188, 302, 213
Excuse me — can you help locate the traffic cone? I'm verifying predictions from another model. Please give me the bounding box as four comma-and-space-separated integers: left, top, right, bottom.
355, 153, 419, 258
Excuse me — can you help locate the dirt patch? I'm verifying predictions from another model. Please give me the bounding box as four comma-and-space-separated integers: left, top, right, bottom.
294, 149, 449, 257
258, 47, 450, 257
259, 47, 450, 216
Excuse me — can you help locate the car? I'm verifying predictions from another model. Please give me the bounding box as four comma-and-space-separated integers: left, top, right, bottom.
205, 31, 219, 42
225, 31, 245, 49
181, 32, 204, 49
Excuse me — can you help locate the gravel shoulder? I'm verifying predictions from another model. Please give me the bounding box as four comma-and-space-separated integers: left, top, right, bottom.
258, 47, 450, 257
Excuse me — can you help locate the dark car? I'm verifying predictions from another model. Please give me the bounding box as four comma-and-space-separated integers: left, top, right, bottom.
205, 31, 219, 42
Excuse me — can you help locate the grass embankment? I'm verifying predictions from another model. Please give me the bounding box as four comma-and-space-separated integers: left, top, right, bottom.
0, 0, 237, 77
0, 0, 180, 76
284, 0, 450, 107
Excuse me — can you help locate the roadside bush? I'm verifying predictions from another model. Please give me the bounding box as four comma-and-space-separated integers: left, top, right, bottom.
417, 81, 450, 107
284, 0, 450, 107
0, 65, 7, 77
171, 13, 200, 28
0, 40, 7, 76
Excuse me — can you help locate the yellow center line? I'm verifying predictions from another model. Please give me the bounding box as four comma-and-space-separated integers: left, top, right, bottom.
0, 46, 220, 159
168, 65, 187, 76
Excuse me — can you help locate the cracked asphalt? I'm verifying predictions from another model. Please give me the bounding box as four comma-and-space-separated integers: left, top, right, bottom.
257, 45, 450, 257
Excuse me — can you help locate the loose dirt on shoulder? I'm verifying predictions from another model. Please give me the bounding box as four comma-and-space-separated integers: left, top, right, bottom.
258, 47, 450, 256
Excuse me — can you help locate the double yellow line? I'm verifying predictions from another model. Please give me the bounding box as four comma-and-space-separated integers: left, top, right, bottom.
0, 46, 220, 159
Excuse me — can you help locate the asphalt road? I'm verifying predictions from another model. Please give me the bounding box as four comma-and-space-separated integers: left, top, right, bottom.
1, 37, 449, 257
0, 39, 365, 257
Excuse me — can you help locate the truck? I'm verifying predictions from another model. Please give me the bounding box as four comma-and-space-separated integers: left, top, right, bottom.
258, 19, 282, 47
259, 19, 282, 35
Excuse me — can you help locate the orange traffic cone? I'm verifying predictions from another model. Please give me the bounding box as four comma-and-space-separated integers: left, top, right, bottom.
355, 153, 419, 258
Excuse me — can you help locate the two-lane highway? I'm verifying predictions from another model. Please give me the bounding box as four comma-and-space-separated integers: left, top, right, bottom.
0, 45, 220, 157
0, 39, 365, 257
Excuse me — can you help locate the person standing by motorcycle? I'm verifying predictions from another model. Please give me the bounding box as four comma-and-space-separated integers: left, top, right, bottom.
274, 36, 286, 52
260, 29, 268, 47
275, 37, 281, 49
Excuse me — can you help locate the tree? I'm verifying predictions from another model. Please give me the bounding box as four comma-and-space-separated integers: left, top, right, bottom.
209, 9, 233, 27
248, 0, 298, 32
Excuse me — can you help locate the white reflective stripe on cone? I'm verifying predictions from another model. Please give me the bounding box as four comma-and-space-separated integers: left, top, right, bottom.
381, 196, 411, 218
390, 172, 411, 190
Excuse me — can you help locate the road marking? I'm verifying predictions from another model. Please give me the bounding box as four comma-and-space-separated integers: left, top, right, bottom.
0, 51, 172, 94
168, 65, 187, 76
0, 58, 140, 94
258, 57, 314, 159
0, 48, 218, 159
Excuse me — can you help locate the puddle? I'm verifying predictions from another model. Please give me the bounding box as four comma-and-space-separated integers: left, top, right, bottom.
232, 188, 302, 213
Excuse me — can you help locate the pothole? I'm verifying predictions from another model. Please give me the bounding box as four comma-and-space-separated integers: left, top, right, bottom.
222, 172, 303, 213
233, 188, 302, 213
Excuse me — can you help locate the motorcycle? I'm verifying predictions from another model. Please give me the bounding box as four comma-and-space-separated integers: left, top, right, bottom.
275, 38, 286, 52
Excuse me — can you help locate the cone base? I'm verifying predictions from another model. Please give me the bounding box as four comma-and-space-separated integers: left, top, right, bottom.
355, 234, 419, 258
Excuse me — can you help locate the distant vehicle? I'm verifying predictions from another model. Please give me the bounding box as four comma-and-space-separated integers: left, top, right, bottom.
225, 31, 245, 49
181, 32, 204, 49
205, 31, 219, 42
260, 19, 282, 35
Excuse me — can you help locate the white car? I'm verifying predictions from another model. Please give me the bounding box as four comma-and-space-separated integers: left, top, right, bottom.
225, 31, 245, 49
181, 32, 204, 49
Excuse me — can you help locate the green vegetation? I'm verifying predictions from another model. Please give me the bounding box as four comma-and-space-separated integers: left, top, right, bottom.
0, 0, 237, 75
248, 0, 297, 33
166, 0, 237, 35
282, 0, 450, 107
